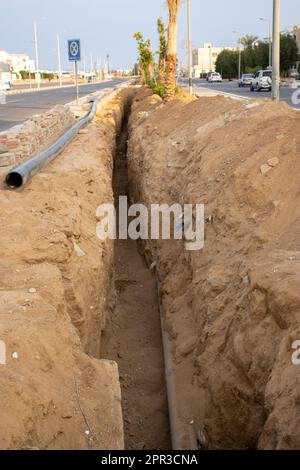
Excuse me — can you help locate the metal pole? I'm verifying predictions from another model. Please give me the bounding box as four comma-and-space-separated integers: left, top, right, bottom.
272, 0, 280, 101
34, 22, 40, 89
269, 21, 272, 68
107, 54, 110, 75
57, 33, 62, 88
187, 0, 193, 94
75, 60, 79, 104
238, 42, 241, 79
260, 18, 272, 68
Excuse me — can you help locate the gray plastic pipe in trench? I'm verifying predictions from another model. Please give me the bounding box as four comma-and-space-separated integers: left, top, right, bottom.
5, 97, 100, 189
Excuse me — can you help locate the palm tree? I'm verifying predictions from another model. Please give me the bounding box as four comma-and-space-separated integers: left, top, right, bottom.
165, 0, 181, 102
157, 18, 168, 84
240, 34, 259, 49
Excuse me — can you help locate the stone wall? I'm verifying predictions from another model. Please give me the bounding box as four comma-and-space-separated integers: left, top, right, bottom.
0, 105, 75, 167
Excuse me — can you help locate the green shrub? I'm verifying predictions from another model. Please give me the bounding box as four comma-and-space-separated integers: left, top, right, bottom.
147, 79, 166, 98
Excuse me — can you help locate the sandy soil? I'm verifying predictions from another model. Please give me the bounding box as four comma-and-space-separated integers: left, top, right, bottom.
128, 87, 300, 449
0, 90, 130, 449
101, 105, 170, 450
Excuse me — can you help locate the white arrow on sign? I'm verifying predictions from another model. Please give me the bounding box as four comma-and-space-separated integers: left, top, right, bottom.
70, 41, 79, 56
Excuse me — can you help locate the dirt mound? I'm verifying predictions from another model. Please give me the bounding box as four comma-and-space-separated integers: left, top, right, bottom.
128, 88, 300, 449
0, 91, 130, 449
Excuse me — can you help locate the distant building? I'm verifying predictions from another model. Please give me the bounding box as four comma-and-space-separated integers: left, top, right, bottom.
0, 49, 35, 73
192, 43, 237, 76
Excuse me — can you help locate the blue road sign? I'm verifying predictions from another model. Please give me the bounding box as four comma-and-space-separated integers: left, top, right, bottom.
68, 39, 81, 62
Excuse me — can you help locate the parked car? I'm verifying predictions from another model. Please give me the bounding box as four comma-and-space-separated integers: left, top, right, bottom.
208, 72, 222, 83
250, 70, 272, 92
238, 73, 254, 87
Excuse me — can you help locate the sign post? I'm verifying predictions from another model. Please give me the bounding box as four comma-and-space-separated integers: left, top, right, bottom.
68, 39, 81, 104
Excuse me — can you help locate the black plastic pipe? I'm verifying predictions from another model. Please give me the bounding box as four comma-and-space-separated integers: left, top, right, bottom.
5, 97, 100, 189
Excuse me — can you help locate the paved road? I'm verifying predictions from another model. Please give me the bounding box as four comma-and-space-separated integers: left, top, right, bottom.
0, 78, 126, 132
181, 79, 300, 109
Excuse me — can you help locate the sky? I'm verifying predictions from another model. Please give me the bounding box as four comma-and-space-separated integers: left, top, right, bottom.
0, 0, 299, 71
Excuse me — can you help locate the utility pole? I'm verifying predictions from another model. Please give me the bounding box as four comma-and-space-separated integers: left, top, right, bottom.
75, 60, 79, 104
33, 22, 40, 89
272, 0, 280, 101
187, 0, 193, 94
238, 40, 242, 80
107, 54, 110, 75
260, 18, 272, 68
233, 31, 242, 79
57, 33, 62, 87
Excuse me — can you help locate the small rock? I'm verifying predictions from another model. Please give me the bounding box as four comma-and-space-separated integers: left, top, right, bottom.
73, 242, 86, 257
28, 288, 37, 294
177, 338, 197, 358
245, 102, 259, 110
268, 157, 279, 167
12, 352, 19, 360
78, 129, 88, 135
260, 164, 272, 175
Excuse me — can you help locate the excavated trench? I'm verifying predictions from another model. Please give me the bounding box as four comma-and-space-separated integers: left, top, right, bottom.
101, 97, 171, 450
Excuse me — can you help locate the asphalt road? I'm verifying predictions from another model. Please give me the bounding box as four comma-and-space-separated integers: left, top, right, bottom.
0, 78, 126, 132
182, 79, 300, 109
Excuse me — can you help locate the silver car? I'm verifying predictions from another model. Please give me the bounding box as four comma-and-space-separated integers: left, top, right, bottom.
238, 74, 254, 87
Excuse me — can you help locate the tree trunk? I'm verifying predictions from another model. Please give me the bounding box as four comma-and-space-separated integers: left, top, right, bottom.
165, 54, 177, 101
165, 11, 178, 102
158, 59, 165, 83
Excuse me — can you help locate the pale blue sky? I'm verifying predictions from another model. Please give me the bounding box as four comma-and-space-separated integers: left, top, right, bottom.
0, 0, 299, 70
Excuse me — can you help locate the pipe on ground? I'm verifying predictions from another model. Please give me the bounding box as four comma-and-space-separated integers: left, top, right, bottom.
5, 97, 100, 189
154, 257, 198, 451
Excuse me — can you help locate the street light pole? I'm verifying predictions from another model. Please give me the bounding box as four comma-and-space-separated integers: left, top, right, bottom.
238, 40, 242, 79
33, 21, 40, 89
233, 31, 242, 79
107, 54, 110, 75
187, 0, 193, 94
57, 33, 62, 88
272, 0, 280, 101
260, 18, 272, 68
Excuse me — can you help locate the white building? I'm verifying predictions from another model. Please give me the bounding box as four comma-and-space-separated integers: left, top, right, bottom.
192, 43, 237, 76
0, 49, 35, 73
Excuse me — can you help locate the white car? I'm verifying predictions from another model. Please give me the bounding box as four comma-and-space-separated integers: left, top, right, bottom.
250, 70, 272, 92
208, 72, 222, 83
